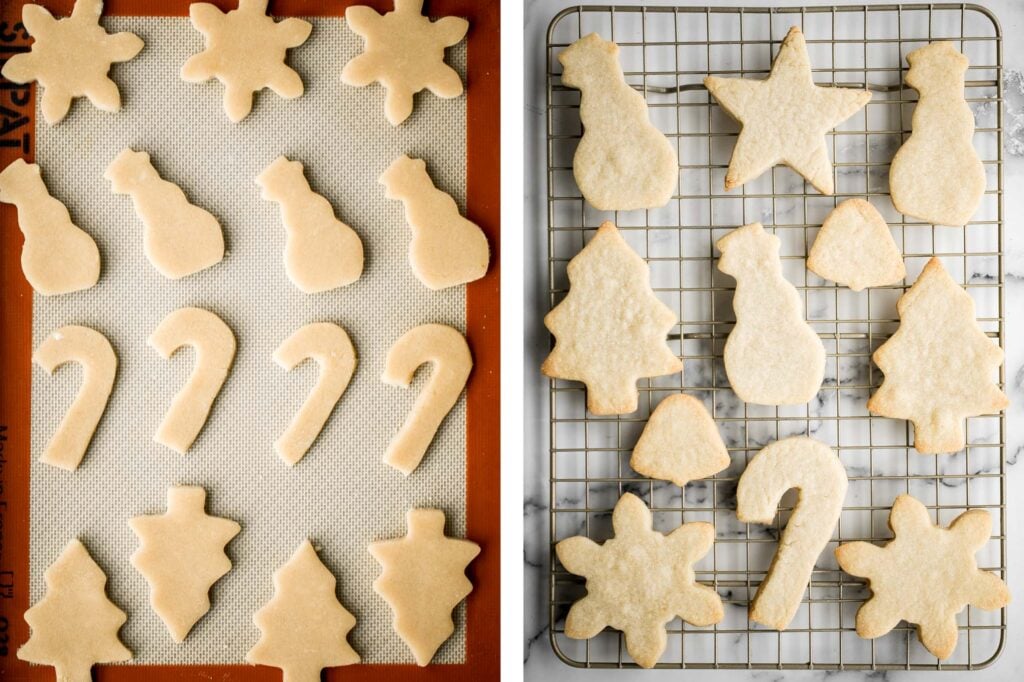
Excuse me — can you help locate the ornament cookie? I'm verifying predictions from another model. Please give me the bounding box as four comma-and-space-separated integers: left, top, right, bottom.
836, 494, 1010, 660
868, 257, 1007, 454
181, 0, 312, 122
256, 156, 364, 292
0, 0, 143, 124
342, 0, 468, 126
629, 394, 730, 488
0, 159, 100, 295
705, 26, 870, 194
556, 493, 723, 668
247, 540, 360, 680
105, 148, 224, 279
736, 437, 847, 630
369, 508, 480, 666
149, 307, 236, 454
558, 33, 678, 210
379, 154, 488, 290
17, 539, 131, 681
382, 324, 471, 476
807, 198, 905, 291
717, 223, 825, 405
889, 42, 985, 226
542, 222, 682, 415
129, 486, 241, 642
274, 323, 357, 466
34, 325, 116, 471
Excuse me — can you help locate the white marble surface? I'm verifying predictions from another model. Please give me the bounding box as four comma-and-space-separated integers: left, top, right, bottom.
523, 0, 1024, 679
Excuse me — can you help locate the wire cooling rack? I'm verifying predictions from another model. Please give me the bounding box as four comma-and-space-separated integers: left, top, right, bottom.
545, 3, 1005, 671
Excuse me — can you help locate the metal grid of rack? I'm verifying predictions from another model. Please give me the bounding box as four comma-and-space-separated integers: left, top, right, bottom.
545, 3, 1005, 670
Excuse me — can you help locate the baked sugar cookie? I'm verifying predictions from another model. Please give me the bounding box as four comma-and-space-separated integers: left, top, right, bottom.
629, 394, 730, 488
807, 198, 905, 291
836, 494, 1010, 660
705, 26, 870, 194
558, 33, 678, 210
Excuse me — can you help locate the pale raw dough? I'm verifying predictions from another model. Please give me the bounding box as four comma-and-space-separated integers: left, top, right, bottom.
181, 0, 312, 122
558, 33, 678, 210
379, 154, 489, 290
34, 325, 116, 471
835, 494, 1010, 660
256, 155, 363, 292
149, 307, 236, 454
704, 26, 871, 194
247, 540, 360, 680
129, 486, 241, 643
368, 508, 480, 666
717, 223, 825, 405
382, 323, 471, 476
889, 42, 986, 226
0, 158, 100, 295
274, 323, 357, 466
105, 148, 224, 279
342, 0, 468, 126
0, 0, 143, 124
736, 437, 847, 630
807, 198, 905, 291
556, 493, 723, 669
629, 394, 730, 488
542, 222, 682, 415
17, 539, 131, 681
867, 257, 1008, 454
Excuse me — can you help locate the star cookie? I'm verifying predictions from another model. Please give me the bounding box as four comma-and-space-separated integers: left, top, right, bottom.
836, 494, 1010, 660
181, 0, 312, 122
0, 0, 143, 124
556, 492, 723, 668
704, 26, 871, 194
342, 0, 468, 125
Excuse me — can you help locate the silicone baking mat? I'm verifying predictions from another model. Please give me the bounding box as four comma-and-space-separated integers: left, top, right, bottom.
0, 1, 499, 680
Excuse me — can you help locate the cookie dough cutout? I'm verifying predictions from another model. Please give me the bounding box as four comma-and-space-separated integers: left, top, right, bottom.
149, 307, 236, 454
629, 394, 730, 488
256, 156, 363, 292
369, 509, 480, 666
717, 223, 825, 405
542, 222, 682, 415
736, 437, 847, 630
0, 0, 143, 124
836, 494, 1010, 660
34, 325, 116, 471
105, 148, 224, 279
274, 323, 357, 466
0, 159, 100, 295
558, 33, 678, 210
890, 42, 986, 226
868, 257, 1007, 454
129, 486, 241, 642
342, 0, 468, 126
556, 493, 723, 668
382, 324, 471, 476
807, 198, 905, 291
379, 154, 489, 290
248, 540, 360, 680
181, 0, 312, 122
704, 26, 871, 194
17, 539, 132, 681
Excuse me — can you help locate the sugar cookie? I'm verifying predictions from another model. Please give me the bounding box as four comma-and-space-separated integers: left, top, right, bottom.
836, 494, 1010, 660
807, 198, 905, 291
556, 492, 723, 668
558, 33, 678, 210
369, 508, 480, 666
342, 0, 468, 126
629, 394, 729, 488
705, 26, 871, 194
868, 257, 1007, 454
542, 222, 682, 415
